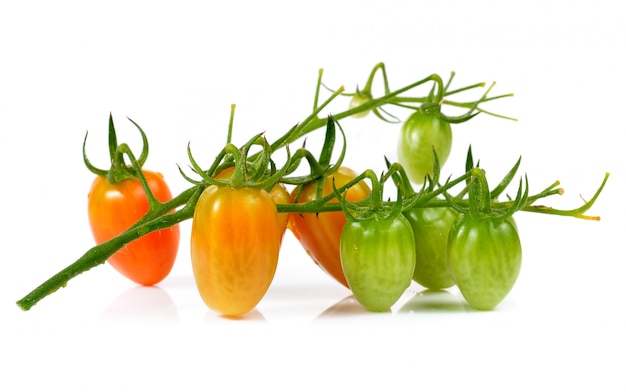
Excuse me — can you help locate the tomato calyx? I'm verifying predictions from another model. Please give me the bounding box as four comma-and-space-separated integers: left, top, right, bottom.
185, 132, 292, 194
82, 113, 180, 225
333, 168, 402, 223
440, 146, 529, 222
286, 116, 348, 201
83, 113, 150, 184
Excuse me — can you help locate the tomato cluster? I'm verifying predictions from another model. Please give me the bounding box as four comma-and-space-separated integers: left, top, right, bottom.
16, 64, 606, 315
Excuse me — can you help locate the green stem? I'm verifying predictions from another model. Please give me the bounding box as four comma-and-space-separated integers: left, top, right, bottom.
16, 186, 202, 311
16, 65, 607, 312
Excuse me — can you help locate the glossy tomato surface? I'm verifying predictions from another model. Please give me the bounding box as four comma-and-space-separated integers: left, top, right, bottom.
87, 170, 180, 286
340, 213, 416, 312
190, 185, 281, 316
397, 110, 452, 184
404, 206, 457, 290
447, 214, 522, 310
288, 166, 371, 287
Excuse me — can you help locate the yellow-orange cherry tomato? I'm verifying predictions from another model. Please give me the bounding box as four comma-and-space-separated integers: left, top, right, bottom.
288, 166, 371, 288
87, 170, 180, 286
215, 166, 291, 242
190, 185, 281, 316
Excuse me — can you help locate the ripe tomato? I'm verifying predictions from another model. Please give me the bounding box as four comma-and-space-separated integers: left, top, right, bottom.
87, 170, 180, 286
404, 206, 457, 290
397, 110, 452, 184
288, 166, 371, 287
340, 213, 416, 312
190, 185, 281, 316
215, 166, 291, 243
447, 214, 522, 310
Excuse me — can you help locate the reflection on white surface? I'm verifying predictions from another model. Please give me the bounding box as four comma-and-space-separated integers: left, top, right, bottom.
205, 308, 267, 323
315, 295, 373, 318
99, 285, 179, 325
398, 289, 470, 313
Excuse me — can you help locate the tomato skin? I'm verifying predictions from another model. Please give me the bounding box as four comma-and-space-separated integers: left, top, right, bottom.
447, 214, 522, 310
288, 167, 371, 287
397, 110, 452, 184
404, 207, 457, 290
340, 214, 416, 312
87, 170, 180, 286
215, 166, 291, 243
190, 185, 281, 316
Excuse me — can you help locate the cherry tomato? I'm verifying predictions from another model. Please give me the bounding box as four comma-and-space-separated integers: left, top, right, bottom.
447, 214, 522, 310
87, 170, 180, 286
404, 206, 457, 290
215, 166, 291, 243
288, 166, 371, 287
348, 91, 372, 118
340, 213, 416, 312
190, 185, 281, 316
397, 110, 452, 184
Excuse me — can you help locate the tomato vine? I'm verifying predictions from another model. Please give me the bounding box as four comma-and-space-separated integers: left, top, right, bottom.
16, 63, 609, 312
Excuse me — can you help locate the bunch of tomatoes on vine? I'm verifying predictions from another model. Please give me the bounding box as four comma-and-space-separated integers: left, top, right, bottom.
16, 63, 609, 316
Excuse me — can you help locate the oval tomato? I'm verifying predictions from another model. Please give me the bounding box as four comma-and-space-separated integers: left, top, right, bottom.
397, 110, 452, 184
447, 214, 522, 310
87, 170, 180, 286
404, 206, 457, 290
288, 166, 371, 287
190, 185, 281, 316
340, 213, 416, 312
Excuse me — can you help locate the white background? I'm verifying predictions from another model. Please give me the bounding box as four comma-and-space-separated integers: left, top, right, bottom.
2, 1, 624, 391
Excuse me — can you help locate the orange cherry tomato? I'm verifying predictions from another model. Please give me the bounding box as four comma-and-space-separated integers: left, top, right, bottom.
215, 166, 291, 242
288, 166, 371, 287
87, 170, 180, 286
190, 185, 281, 316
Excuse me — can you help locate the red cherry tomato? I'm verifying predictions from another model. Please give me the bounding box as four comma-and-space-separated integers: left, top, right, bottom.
288, 166, 371, 287
87, 170, 180, 285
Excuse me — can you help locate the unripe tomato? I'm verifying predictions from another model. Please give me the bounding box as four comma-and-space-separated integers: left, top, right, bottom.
403, 207, 457, 290
447, 214, 522, 310
340, 213, 416, 312
190, 185, 281, 316
87, 170, 180, 286
288, 167, 371, 287
397, 110, 452, 184
348, 92, 372, 118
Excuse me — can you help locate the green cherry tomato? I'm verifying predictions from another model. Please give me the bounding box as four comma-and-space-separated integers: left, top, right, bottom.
404, 207, 458, 290
340, 214, 416, 312
397, 110, 452, 184
447, 214, 522, 310
348, 91, 372, 118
